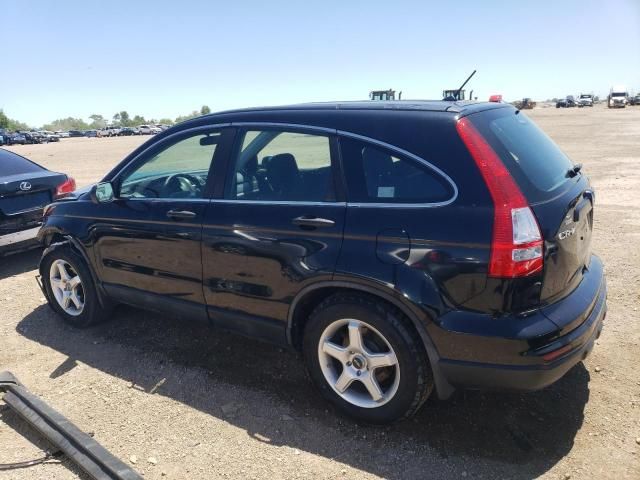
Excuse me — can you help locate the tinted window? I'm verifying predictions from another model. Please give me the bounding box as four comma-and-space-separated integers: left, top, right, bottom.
226, 130, 334, 202
0, 149, 44, 176
340, 137, 453, 204
119, 132, 220, 199
470, 109, 573, 200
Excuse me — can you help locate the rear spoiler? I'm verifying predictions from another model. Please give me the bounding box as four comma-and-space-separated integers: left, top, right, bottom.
0, 371, 142, 480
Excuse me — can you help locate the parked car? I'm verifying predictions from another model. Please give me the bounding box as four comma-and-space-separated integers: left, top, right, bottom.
55, 130, 70, 138
0, 148, 75, 255
556, 96, 576, 108
37, 101, 606, 424
608, 86, 628, 108
41, 131, 60, 142
577, 94, 594, 107
137, 124, 161, 135
0, 129, 12, 145
85, 130, 98, 138
119, 127, 139, 136
6, 132, 26, 145
19, 131, 47, 144
628, 94, 640, 106
68, 130, 85, 138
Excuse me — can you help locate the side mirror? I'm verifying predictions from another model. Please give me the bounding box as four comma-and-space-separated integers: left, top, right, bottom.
91, 182, 115, 203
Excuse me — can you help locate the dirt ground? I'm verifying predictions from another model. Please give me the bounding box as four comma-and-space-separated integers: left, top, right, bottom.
1, 106, 639, 479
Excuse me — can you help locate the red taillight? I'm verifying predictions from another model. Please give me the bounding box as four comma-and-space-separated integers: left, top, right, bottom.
55, 177, 76, 199
456, 117, 543, 278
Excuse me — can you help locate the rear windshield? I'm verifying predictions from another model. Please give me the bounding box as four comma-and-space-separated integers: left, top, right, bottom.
0, 148, 44, 176
469, 108, 574, 202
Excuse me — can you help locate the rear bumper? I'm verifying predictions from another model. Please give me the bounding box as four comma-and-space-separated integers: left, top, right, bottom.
0, 226, 41, 252
434, 254, 607, 392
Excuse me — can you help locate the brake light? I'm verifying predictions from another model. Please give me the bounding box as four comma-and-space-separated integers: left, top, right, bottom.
55, 177, 76, 199
456, 117, 543, 278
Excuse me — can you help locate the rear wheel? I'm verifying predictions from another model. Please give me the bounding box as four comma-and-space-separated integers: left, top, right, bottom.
41, 244, 108, 328
303, 293, 433, 424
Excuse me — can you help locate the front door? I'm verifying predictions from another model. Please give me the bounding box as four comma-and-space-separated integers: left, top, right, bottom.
201, 127, 346, 343
93, 128, 233, 320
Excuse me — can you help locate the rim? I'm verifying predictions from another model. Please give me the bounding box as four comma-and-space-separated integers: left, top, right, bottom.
317, 318, 400, 408
49, 259, 85, 316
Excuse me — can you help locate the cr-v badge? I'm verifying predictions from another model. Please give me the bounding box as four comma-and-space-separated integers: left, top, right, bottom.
558, 227, 576, 240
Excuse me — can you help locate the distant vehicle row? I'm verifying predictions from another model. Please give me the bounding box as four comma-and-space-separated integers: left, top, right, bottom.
0, 129, 61, 145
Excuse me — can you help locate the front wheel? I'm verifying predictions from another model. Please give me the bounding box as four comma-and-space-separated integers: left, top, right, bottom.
41, 244, 109, 328
303, 293, 433, 424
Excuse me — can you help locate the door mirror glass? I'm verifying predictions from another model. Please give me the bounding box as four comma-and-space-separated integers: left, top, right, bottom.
93, 182, 115, 203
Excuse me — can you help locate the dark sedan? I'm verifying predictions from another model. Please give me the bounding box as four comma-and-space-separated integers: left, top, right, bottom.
556, 96, 577, 108
68, 130, 85, 138
0, 148, 75, 255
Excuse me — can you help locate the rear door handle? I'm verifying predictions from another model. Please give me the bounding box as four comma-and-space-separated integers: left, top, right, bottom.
292, 216, 335, 228
167, 209, 197, 220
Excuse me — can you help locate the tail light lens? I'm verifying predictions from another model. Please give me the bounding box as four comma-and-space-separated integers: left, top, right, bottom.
456, 117, 543, 278
55, 177, 76, 199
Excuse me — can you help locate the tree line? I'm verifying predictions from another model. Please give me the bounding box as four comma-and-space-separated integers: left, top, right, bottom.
0, 105, 212, 132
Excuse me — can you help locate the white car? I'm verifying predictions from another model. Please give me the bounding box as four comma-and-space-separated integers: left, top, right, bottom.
577, 94, 594, 107
138, 125, 161, 135
608, 86, 628, 108
54, 130, 70, 138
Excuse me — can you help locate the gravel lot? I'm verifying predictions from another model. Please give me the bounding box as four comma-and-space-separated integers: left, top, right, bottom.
1, 106, 639, 479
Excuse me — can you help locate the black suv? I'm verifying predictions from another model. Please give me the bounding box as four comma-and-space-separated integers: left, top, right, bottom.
37, 102, 606, 423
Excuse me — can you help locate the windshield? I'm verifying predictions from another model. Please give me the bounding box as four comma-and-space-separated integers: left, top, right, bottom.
469, 109, 574, 202
611, 92, 627, 97
580, 95, 591, 99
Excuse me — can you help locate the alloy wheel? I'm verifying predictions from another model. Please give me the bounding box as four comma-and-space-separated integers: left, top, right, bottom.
49, 259, 85, 316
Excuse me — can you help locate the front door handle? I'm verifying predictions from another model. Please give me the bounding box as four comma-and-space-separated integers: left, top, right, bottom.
292, 216, 335, 228
167, 209, 197, 220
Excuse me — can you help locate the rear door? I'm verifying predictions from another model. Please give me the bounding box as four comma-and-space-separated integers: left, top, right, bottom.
201, 126, 346, 343
468, 108, 594, 304
0, 149, 66, 237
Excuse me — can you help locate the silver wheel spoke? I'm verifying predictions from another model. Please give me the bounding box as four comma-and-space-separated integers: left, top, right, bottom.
347, 320, 364, 351
68, 276, 81, 289
69, 292, 82, 309
334, 371, 354, 393
50, 278, 64, 292
62, 292, 72, 309
322, 341, 349, 363
360, 372, 384, 402
367, 351, 398, 370
57, 263, 70, 281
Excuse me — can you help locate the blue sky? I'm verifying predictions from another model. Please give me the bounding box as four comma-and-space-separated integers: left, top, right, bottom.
1, 0, 639, 126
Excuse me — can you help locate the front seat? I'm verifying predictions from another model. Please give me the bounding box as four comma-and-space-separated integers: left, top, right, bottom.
266, 153, 300, 200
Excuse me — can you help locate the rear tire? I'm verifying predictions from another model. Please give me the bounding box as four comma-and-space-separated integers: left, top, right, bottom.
303, 293, 433, 424
41, 244, 109, 328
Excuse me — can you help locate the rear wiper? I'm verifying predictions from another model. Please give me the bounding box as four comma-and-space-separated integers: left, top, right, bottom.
566, 163, 582, 178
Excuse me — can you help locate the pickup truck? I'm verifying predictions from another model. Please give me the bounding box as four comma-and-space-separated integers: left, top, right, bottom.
577, 94, 594, 107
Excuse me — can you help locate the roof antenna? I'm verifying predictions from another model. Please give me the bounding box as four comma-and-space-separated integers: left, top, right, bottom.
445, 70, 477, 101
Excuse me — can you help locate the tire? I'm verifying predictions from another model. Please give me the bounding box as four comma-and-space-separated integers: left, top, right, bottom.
303, 293, 433, 424
41, 243, 109, 328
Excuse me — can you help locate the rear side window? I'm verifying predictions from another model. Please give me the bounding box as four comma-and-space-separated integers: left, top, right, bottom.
469, 109, 574, 201
0, 149, 44, 176
340, 137, 454, 204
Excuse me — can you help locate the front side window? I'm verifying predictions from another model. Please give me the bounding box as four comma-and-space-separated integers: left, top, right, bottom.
226, 129, 334, 202
340, 137, 454, 204
119, 131, 220, 199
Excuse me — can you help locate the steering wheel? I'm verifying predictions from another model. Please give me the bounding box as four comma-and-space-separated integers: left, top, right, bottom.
161, 173, 202, 198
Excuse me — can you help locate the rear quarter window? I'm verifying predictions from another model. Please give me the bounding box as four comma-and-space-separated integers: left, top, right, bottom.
339, 137, 455, 204
0, 149, 45, 176
469, 108, 574, 202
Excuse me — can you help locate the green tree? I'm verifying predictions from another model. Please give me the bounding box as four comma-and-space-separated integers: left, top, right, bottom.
200, 105, 211, 115
132, 115, 146, 126
112, 113, 121, 125
0, 109, 8, 129
42, 117, 90, 131
158, 118, 174, 125
119, 111, 131, 127
89, 114, 106, 129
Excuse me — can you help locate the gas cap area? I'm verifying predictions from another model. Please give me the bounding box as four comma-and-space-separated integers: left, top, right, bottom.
376, 229, 411, 264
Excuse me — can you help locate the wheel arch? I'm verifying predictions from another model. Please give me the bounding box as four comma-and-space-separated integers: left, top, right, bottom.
287, 280, 455, 399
